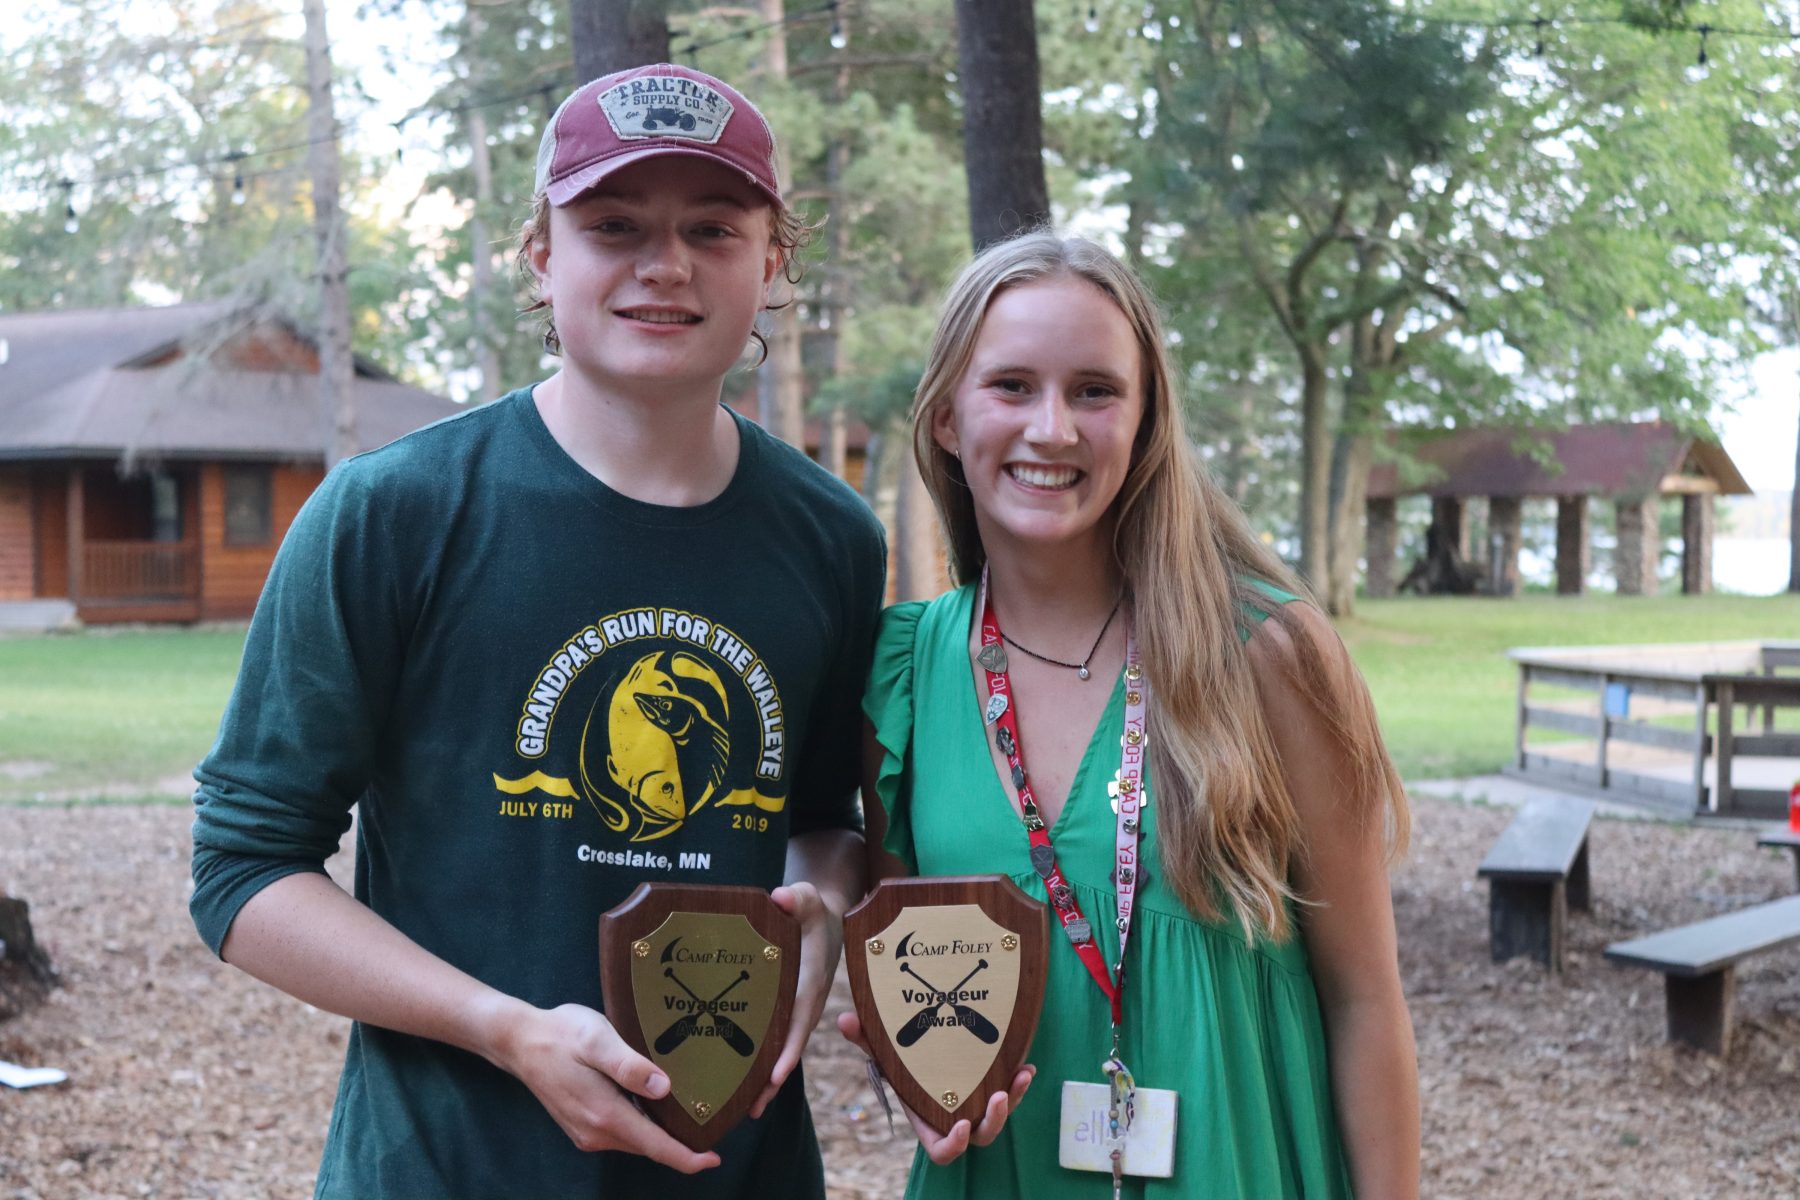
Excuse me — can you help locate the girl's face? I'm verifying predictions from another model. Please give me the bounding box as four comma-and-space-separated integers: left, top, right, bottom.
933, 275, 1146, 565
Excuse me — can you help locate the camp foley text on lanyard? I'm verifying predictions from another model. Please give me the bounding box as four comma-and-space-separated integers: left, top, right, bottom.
977, 568, 1163, 1196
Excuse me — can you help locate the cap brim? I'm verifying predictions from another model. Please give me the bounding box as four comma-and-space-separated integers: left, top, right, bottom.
545, 146, 783, 209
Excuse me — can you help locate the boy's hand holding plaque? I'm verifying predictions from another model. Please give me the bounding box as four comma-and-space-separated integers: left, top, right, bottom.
599, 883, 799, 1151
843, 875, 1047, 1135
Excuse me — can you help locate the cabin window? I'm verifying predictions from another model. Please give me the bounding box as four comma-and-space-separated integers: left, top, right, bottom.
150, 473, 182, 542
223, 465, 273, 545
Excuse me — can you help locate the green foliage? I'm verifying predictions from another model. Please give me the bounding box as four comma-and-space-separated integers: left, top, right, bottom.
4, 0, 1791, 492
0, 0, 418, 370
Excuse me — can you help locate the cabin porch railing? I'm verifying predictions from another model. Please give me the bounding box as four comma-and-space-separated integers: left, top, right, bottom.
81, 540, 200, 602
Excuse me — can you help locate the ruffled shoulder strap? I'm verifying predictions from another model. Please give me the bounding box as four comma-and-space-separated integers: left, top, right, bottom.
861, 599, 929, 873
1235, 575, 1302, 643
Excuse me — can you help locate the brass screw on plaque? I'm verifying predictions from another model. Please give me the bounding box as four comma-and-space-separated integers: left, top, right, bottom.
867, 938, 885, 955
763, 944, 780, 961
632, 940, 651, 959
693, 1101, 711, 1118
941, 1091, 959, 1108
1001, 934, 1018, 951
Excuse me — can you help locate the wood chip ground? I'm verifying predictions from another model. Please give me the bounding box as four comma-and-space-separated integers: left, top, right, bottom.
2, 795, 1797, 1198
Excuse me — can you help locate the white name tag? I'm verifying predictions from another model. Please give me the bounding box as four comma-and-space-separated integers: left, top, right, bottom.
1056, 1081, 1178, 1178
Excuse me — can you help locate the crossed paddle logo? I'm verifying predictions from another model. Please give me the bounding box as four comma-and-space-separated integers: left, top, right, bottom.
653, 937, 756, 1057
894, 933, 1000, 1047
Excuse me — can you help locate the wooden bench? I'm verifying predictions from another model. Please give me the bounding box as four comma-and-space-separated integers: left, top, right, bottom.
1477, 797, 1596, 972
1604, 895, 1800, 1054
1757, 828, 1800, 889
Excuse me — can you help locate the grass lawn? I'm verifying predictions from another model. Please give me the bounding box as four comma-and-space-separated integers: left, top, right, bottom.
1342, 591, 1800, 779
0, 593, 1795, 802
0, 627, 247, 803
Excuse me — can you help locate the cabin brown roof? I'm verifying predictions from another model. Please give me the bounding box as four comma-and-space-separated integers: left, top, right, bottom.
1365, 422, 1751, 501
0, 303, 460, 462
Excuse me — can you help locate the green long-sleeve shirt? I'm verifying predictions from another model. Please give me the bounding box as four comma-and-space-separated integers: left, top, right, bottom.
191, 388, 886, 1199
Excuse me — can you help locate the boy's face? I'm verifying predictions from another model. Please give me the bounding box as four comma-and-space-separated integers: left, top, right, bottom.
532, 155, 780, 394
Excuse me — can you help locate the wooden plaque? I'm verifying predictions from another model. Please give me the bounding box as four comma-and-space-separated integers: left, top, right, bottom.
843, 876, 1047, 1135
599, 883, 799, 1151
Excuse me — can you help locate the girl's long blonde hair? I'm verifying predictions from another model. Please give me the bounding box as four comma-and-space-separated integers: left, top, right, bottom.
911, 232, 1408, 941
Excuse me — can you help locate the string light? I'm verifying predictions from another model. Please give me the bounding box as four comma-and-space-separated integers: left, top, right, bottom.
1086, 4, 1100, 34
1696, 23, 1712, 66
1532, 16, 1547, 57
829, 0, 847, 49
60, 179, 77, 234
227, 151, 247, 204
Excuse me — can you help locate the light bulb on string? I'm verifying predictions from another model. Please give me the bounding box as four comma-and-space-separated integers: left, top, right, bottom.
829, 0, 847, 48
228, 151, 247, 205
1532, 17, 1547, 59
1085, 4, 1099, 34
1696, 24, 1711, 68
59, 179, 77, 234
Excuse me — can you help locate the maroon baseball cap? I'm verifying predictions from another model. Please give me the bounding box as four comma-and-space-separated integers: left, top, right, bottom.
533, 64, 783, 208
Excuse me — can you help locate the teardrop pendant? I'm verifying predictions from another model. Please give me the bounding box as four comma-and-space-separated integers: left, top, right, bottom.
1078, 665, 1090, 680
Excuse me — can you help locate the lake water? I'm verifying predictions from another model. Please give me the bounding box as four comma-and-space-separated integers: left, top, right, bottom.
1713, 537, 1792, 596
1515, 537, 1792, 595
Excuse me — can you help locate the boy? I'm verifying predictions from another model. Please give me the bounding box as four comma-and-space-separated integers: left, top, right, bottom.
189, 64, 885, 1199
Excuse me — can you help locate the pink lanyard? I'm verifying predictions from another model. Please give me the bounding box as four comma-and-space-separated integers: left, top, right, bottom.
975, 569, 1145, 1030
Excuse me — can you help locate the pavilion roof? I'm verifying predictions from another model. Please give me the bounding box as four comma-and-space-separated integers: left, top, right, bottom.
1366, 422, 1751, 501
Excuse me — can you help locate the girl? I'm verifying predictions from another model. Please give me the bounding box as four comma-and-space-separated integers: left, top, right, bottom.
849, 232, 1418, 1198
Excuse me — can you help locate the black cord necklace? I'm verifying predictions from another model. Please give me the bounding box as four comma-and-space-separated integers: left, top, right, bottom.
997, 593, 1124, 681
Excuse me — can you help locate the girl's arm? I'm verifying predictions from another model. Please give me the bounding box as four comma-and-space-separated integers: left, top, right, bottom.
1250, 605, 1421, 1200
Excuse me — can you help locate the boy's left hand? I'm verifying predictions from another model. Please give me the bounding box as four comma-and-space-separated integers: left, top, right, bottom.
749, 881, 841, 1119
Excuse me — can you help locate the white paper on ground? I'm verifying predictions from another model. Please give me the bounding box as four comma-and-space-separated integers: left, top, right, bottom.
0, 1059, 68, 1089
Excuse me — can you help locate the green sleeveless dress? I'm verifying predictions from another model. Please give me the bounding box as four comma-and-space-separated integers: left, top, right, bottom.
863, 584, 1354, 1200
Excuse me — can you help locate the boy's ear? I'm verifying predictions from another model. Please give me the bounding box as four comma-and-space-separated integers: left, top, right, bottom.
527, 226, 553, 301
762, 239, 781, 291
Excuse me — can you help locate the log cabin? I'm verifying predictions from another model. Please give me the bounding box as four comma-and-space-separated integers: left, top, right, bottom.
0, 303, 459, 625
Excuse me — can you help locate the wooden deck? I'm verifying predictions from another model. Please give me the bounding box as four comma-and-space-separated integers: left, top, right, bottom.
1511, 641, 1800, 819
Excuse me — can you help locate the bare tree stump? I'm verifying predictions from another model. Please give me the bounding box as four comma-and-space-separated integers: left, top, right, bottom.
0, 891, 56, 1021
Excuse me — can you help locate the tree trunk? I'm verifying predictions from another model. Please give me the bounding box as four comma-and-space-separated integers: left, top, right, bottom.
467, 99, 502, 401
754, 0, 805, 449
815, 19, 852, 480
1790, 315, 1799, 592
1325, 430, 1373, 616
1297, 351, 1331, 593
570, 0, 671, 82
303, 0, 357, 466
0, 892, 56, 1019
952, 0, 1049, 249
894, 440, 943, 601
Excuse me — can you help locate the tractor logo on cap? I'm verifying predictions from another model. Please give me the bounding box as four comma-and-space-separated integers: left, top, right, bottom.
598, 74, 733, 144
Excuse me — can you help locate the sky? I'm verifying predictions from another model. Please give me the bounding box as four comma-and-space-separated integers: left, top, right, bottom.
1719, 347, 1800, 493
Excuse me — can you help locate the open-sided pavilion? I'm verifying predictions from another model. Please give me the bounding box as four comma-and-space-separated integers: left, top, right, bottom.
1365, 422, 1752, 598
